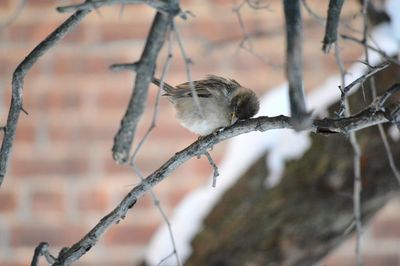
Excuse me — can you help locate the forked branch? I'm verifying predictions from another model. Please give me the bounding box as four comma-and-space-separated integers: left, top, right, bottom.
49, 83, 399, 265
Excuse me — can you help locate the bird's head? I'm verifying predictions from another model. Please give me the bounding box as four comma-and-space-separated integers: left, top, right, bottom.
230, 89, 260, 120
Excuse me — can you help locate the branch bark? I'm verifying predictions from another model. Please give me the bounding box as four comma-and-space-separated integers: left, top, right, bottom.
0, 10, 91, 187
111, 11, 173, 164
322, 0, 345, 53
57, 0, 181, 16
50, 84, 398, 265
283, 0, 309, 129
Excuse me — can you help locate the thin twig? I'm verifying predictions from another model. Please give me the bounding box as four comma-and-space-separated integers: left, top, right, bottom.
340, 34, 400, 66
109, 63, 139, 72
57, 0, 181, 17
171, 20, 203, 117
130, 32, 174, 162
377, 123, 400, 185
361, 1, 400, 187
0, 9, 91, 187
204, 151, 220, 188
336, 5, 364, 262
301, 0, 325, 25
31, 242, 55, 266
232, 0, 280, 68
131, 165, 182, 266
336, 60, 390, 117
112, 11, 173, 164
125, 31, 182, 266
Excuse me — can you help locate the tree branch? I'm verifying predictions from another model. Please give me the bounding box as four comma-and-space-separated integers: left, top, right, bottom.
111, 11, 173, 164
336, 61, 390, 117
340, 34, 400, 66
322, 0, 345, 53
283, 0, 309, 129
31, 242, 55, 266
57, 0, 181, 17
49, 84, 398, 265
0, 10, 90, 187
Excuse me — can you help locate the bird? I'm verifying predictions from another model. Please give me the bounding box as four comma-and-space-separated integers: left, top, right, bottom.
152, 75, 260, 136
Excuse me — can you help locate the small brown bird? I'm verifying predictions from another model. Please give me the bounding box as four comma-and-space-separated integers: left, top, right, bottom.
152, 75, 260, 136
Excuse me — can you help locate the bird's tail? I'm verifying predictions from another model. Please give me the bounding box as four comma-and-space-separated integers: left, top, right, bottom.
152, 77, 175, 95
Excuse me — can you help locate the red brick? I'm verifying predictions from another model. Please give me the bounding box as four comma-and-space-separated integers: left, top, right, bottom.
62, 24, 86, 43
52, 53, 83, 75
10, 156, 89, 177
0, 191, 17, 211
11, 225, 86, 246
99, 22, 151, 41
372, 218, 400, 239
14, 118, 36, 142
104, 158, 132, 175
6, 23, 56, 43
103, 224, 157, 245
44, 87, 82, 110
0, 0, 10, 8
30, 190, 64, 212
77, 188, 109, 212
28, 0, 57, 7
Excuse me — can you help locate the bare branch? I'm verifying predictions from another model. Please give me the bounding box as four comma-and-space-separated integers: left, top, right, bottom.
283, 0, 309, 129
57, 0, 181, 17
47, 83, 398, 264
31, 242, 55, 266
301, 0, 325, 25
336, 61, 390, 117
204, 151, 220, 188
130, 33, 174, 163
131, 165, 182, 266
109, 62, 139, 72
171, 21, 204, 117
322, 0, 345, 53
0, 10, 90, 187
111, 11, 173, 164
334, 39, 364, 266
340, 34, 400, 66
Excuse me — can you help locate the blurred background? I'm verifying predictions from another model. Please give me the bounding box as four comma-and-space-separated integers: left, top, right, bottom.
0, 0, 399, 265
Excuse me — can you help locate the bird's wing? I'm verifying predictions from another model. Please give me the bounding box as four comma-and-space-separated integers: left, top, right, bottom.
174, 80, 214, 98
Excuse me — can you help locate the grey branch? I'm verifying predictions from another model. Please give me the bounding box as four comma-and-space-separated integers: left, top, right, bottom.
0, 10, 90, 187
111, 11, 173, 164
340, 34, 400, 66
57, 0, 181, 16
283, 0, 309, 129
336, 61, 390, 117
322, 0, 344, 53
109, 63, 139, 72
31, 242, 55, 266
49, 84, 398, 265
204, 151, 220, 188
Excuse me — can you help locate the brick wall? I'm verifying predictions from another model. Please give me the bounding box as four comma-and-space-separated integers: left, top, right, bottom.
0, 0, 399, 265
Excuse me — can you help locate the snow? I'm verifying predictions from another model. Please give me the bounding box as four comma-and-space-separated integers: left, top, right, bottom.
385, 0, 400, 41
145, 22, 400, 266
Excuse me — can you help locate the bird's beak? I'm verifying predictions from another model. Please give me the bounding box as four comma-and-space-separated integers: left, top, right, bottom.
231, 112, 238, 124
